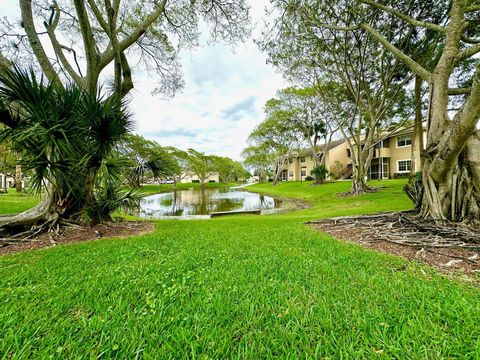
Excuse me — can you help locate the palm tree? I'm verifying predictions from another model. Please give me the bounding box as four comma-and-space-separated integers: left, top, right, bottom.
0, 67, 138, 232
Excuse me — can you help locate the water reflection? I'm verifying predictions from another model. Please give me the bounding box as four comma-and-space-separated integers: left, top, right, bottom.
139, 188, 278, 218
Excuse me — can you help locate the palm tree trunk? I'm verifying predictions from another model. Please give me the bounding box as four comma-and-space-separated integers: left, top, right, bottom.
15, 158, 22, 192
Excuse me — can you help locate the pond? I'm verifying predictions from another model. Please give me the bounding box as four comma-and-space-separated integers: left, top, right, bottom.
138, 187, 279, 218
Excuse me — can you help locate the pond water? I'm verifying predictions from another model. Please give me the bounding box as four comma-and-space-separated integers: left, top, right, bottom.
138, 188, 279, 218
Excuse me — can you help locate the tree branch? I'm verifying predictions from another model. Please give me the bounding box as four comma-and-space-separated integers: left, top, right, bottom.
448, 87, 471, 95
359, 0, 446, 33
99, 0, 168, 69
18, 0, 61, 85
457, 42, 480, 61
466, 4, 480, 12
360, 23, 432, 82
73, 0, 99, 92
86, 0, 110, 35
44, 1, 83, 84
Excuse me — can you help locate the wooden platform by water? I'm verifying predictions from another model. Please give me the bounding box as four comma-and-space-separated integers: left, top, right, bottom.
210, 210, 261, 218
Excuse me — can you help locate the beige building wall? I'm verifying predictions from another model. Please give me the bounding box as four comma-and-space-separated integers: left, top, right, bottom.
280, 128, 425, 182
324, 142, 351, 178
388, 132, 422, 177
181, 172, 220, 183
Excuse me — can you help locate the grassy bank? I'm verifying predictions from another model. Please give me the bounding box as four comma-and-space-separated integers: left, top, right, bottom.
0, 180, 479, 358
0, 190, 41, 215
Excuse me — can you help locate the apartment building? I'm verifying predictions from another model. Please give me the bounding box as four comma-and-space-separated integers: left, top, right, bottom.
281, 128, 424, 181
280, 139, 347, 181
366, 128, 424, 179
0, 173, 15, 189
180, 172, 220, 183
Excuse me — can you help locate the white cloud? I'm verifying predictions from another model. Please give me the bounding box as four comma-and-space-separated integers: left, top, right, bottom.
130, 0, 287, 160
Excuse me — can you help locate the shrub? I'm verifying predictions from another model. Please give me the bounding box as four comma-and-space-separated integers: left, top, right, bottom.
311, 165, 329, 184
403, 171, 423, 210
329, 161, 344, 180
305, 176, 314, 181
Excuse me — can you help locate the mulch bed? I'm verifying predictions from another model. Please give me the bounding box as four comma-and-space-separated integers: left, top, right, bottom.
0, 220, 155, 256
307, 212, 480, 282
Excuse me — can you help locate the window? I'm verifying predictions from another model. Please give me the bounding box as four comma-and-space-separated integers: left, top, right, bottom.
301, 170, 307, 177
300, 156, 306, 163
346, 149, 351, 158
289, 158, 294, 164
289, 172, 294, 177
374, 139, 390, 149
397, 160, 411, 173
397, 135, 412, 147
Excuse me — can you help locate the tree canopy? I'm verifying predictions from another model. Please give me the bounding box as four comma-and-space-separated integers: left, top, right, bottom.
1, 0, 251, 97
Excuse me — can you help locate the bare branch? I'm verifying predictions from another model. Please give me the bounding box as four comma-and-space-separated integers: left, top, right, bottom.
359, 0, 446, 33
359, 23, 432, 82
448, 87, 471, 95
100, 0, 167, 69
457, 42, 480, 61
466, 4, 480, 12
44, 1, 82, 84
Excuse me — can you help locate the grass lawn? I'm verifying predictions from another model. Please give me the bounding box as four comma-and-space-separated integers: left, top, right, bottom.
0, 180, 479, 358
0, 190, 41, 215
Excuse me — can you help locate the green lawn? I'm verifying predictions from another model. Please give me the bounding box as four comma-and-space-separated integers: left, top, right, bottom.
0, 190, 41, 215
0, 180, 479, 358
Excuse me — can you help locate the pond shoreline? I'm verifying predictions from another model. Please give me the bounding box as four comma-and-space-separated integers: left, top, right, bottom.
136, 185, 307, 220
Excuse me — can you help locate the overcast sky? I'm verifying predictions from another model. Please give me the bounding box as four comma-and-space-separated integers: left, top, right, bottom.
0, 0, 286, 160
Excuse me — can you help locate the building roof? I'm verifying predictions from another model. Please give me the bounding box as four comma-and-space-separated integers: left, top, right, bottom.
291, 139, 346, 158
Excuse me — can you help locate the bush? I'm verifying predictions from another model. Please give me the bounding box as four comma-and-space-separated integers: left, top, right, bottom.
403, 171, 423, 210
329, 161, 344, 180
311, 165, 329, 184
305, 176, 314, 181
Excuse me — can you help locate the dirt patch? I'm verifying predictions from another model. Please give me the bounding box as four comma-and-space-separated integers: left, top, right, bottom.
307, 212, 480, 283
0, 220, 154, 256
338, 187, 382, 197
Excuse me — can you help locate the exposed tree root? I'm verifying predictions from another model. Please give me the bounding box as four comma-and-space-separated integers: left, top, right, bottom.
307, 212, 480, 280
0, 220, 154, 255
307, 212, 480, 250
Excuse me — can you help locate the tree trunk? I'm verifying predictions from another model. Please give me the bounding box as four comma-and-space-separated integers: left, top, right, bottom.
350, 138, 372, 195
0, 195, 57, 232
272, 159, 284, 185
351, 159, 369, 194
411, 75, 424, 174
421, 133, 480, 223
0, 182, 79, 232
15, 161, 22, 192
1, 154, 6, 193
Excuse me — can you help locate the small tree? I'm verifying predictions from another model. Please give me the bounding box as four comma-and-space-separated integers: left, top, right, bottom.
247, 99, 304, 185
241, 145, 274, 182
0, 67, 138, 231
272, 87, 337, 167
186, 149, 216, 185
